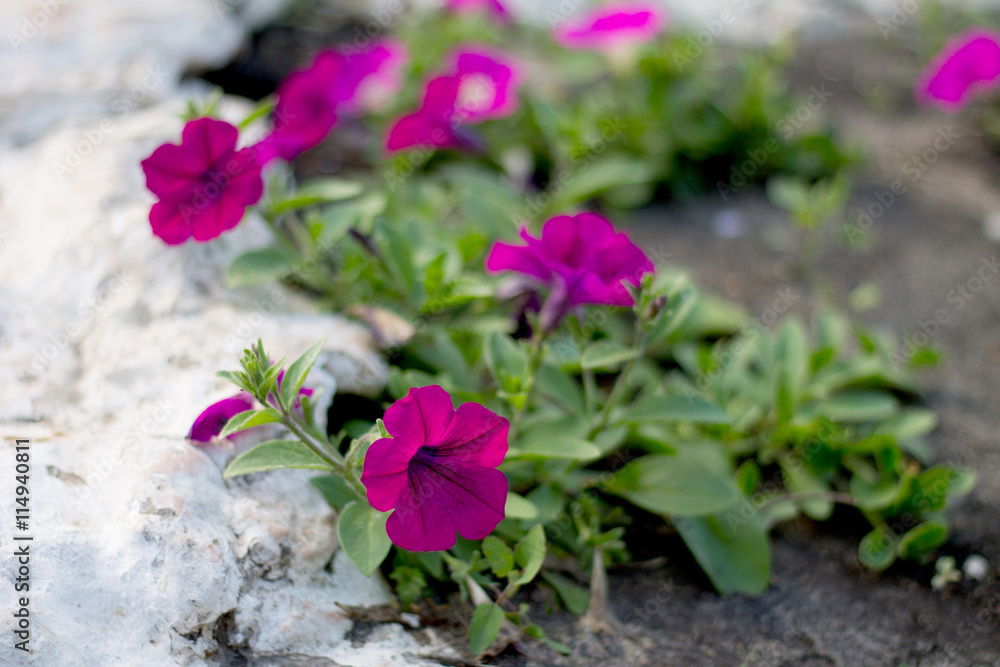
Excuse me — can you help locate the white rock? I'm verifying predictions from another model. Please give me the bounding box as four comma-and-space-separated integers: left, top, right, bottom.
963, 554, 990, 581
0, 1, 448, 664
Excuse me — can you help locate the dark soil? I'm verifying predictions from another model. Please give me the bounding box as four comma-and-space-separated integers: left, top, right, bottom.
201, 8, 1000, 667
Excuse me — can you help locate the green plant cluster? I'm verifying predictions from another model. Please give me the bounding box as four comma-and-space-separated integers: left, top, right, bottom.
206, 5, 971, 656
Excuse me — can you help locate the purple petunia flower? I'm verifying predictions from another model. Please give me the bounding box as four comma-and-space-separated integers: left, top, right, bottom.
256, 51, 343, 164
451, 48, 522, 121
385, 48, 520, 152
486, 212, 654, 330
445, 0, 510, 22
188, 392, 255, 443
917, 29, 1000, 112
361, 385, 509, 552
337, 40, 409, 113
386, 76, 467, 152
553, 2, 665, 53
141, 118, 264, 245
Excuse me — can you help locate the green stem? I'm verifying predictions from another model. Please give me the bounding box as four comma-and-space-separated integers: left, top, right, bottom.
588, 353, 638, 439
277, 408, 345, 471
509, 334, 546, 441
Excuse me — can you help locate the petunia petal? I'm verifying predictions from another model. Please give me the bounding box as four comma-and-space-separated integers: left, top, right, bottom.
188, 392, 254, 442
432, 401, 509, 467
386, 463, 507, 551
361, 436, 422, 512
382, 385, 455, 446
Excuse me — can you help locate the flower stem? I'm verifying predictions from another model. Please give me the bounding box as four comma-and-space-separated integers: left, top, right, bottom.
588, 353, 637, 440
276, 408, 345, 471
509, 334, 546, 441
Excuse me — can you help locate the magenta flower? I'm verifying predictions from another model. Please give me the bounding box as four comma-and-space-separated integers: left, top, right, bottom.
917, 29, 1000, 112
257, 51, 342, 163
386, 76, 466, 152
361, 385, 509, 552
141, 118, 264, 245
188, 392, 255, 443
337, 40, 409, 113
385, 48, 520, 152
445, 0, 510, 22
553, 2, 665, 53
451, 48, 522, 121
486, 213, 654, 329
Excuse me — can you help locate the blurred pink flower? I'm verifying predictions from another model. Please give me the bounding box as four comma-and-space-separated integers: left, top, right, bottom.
451, 47, 522, 121
188, 392, 255, 443
917, 29, 1000, 112
256, 51, 342, 163
141, 118, 263, 245
553, 2, 665, 53
486, 212, 654, 329
338, 40, 409, 113
385, 47, 520, 152
445, 0, 510, 22
361, 385, 509, 552
386, 76, 467, 151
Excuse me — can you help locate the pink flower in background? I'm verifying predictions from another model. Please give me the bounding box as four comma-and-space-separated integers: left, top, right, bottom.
188, 392, 255, 443
486, 213, 654, 329
141, 118, 264, 245
337, 40, 409, 113
256, 51, 342, 163
553, 2, 665, 53
917, 29, 1000, 112
450, 48, 522, 121
445, 0, 510, 22
385, 48, 520, 152
361, 385, 509, 552
386, 76, 466, 151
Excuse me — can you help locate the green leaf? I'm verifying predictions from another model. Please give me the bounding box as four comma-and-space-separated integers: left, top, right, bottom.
514, 524, 546, 586
736, 460, 761, 496
223, 440, 335, 478
310, 474, 363, 511
605, 452, 740, 516
859, 525, 897, 571
468, 603, 505, 655
545, 156, 658, 212
280, 338, 325, 410
534, 364, 586, 414
816, 391, 898, 423
505, 492, 539, 520
617, 393, 730, 425
779, 459, 832, 520
226, 248, 293, 288
273, 178, 364, 214
379, 221, 421, 303
337, 501, 392, 577
541, 571, 590, 614
482, 536, 515, 577
217, 408, 282, 439
673, 510, 771, 595
849, 476, 897, 511
507, 437, 600, 461
875, 410, 937, 441
485, 331, 527, 394
580, 341, 639, 370
897, 522, 948, 560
